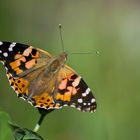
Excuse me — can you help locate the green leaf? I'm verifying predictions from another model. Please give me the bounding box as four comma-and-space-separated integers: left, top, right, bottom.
9, 122, 44, 140
0, 111, 12, 140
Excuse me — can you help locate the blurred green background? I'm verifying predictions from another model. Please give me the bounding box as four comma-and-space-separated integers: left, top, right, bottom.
0, 0, 140, 140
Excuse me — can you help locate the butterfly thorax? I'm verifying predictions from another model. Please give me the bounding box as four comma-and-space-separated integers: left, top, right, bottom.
27, 51, 68, 98
42, 51, 67, 80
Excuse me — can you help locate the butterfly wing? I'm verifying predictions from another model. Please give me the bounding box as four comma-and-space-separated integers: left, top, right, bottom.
54, 65, 97, 112
0, 41, 61, 109
0, 41, 51, 78
6, 67, 61, 110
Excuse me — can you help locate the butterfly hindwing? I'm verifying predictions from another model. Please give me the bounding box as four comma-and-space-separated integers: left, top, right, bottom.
6, 72, 29, 98
7, 71, 61, 110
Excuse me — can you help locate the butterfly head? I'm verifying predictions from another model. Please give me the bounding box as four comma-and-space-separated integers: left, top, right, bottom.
47, 52, 67, 74
59, 51, 67, 61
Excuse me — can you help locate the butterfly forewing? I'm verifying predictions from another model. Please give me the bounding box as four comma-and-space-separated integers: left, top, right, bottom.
0, 41, 51, 77
54, 65, 96, 112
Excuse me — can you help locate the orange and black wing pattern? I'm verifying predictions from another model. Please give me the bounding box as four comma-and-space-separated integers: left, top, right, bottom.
0, 41, 60, 109
0, 41, 51, 77
54, 65, 97, 112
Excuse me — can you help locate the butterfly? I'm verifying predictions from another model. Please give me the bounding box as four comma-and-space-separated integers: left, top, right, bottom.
0, 41, 97, 131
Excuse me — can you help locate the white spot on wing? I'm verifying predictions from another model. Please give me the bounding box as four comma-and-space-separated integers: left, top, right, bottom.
86, 107, 91, 111
0, 50, 2, 53
82, 88, 90, 97
54, 106, 61, 109
86, 88, 90, 94
82, 92, 87, 97
10, 42, 16, 47
91, 98, 95, 103
83, 103, 86, 106
77, 107, 81, 111
9, 42, 16, 51
9, 47, 13, 51
0, 42, 3, 45
70, 104, 76, 108
3, 52, 8, 57
1, 61, 4, 65
88, 103, 91, 106
78, 98, 83, 103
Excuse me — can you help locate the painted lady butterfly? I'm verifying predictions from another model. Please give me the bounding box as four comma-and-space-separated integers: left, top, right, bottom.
0, 41, 97, 130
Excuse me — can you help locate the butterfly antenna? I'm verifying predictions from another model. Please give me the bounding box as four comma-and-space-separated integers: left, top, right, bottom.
59, 24, 65, 52
71, 50, 100, 55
